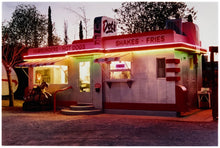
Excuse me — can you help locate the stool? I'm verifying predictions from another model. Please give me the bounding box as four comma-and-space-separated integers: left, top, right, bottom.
197, 88, 211, 108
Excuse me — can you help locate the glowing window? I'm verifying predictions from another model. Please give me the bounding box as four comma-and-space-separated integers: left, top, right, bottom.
79, 61, 90, 92
189, 58, 194, 70
34, 65, 68, 84
110, 61, 131, 79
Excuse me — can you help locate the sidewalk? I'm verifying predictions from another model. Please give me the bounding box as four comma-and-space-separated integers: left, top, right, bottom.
177, 109, 214, 122
2, 108, 217, 146
136, 109, 214, 122
2, 100, 215, 122
104, 109, 215, 122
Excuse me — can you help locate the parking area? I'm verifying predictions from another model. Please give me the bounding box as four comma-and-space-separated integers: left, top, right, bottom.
2, 105, 218, 146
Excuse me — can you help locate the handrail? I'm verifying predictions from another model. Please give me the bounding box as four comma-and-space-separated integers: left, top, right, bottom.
53, 86, 72, 113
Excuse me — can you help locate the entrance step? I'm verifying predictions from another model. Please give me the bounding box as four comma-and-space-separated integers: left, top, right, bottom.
61, 109, 102, 115
61, 104, 102, 115
70, 105, 95, 110
77, 103, 93, 106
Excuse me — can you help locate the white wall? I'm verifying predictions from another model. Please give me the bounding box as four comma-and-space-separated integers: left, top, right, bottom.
104, 50, 176, 104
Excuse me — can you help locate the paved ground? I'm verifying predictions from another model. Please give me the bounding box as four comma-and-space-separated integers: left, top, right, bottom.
2, 106, 218, 146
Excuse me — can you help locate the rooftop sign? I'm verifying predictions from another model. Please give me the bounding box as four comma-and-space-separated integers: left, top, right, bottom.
103, 30, 176, 50
94, 16, 117, 45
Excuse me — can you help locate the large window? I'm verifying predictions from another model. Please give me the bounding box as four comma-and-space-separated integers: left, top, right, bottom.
34, 65, 68, 84
157, 58, 166, 78
110, 61, 131, 79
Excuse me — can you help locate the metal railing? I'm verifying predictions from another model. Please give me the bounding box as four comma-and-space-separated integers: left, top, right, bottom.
53, 86, 72, 113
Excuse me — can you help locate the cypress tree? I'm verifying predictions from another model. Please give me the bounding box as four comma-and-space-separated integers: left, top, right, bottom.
64, 21, 68, 45
48, 6, 53, 46
79, 21, 83, 40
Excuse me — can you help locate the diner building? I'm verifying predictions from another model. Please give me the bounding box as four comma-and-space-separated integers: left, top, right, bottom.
18, 16, 207, 113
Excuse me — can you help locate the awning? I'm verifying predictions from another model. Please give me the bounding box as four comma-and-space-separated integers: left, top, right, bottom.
94, 53, 132, 63
16, 57, 66, 67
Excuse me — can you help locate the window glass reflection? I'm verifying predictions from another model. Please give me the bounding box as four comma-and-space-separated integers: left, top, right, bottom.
79, 61, 90, 92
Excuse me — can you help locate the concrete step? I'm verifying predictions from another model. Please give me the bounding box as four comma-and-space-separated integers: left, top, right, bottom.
77, 103, 93, 106
61, 109, 102, 115
61, 103, 102, 115
70, 105, 95, 110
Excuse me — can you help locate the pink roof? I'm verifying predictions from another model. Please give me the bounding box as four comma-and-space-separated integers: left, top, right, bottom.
24, 29, 206, 60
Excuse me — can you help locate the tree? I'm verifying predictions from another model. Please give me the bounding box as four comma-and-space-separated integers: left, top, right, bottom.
48, 6, 61, 46
48, 6, 53, 46
65, 6, 89, 38
64, 20, 68, 45
114, 2, 197, 34
2, 36, 26, 107
2, 4, 47, 48
52, 32, 62, 46
79, 21, 83, 40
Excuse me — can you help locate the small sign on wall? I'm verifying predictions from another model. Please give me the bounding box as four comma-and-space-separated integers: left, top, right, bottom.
116, 64, 125, 69
95, 83, 101, 88
94, 83, 101, 92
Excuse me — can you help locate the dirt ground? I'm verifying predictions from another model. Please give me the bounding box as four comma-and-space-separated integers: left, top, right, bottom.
2, 100, 218, 146
2, 99, 24, 107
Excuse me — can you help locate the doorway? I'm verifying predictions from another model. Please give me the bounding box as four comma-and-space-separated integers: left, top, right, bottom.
76, 58, 93, 104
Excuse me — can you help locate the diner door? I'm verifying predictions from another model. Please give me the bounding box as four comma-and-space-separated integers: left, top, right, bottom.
77, 58, 93, 104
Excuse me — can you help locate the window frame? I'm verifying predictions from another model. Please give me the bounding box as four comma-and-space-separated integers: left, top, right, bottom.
109, 61, 132, 80
33, 65, 68, 85
156, 58, 166, 78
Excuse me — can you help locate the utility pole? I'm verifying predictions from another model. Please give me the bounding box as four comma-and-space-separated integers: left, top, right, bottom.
209, 46, 218, 121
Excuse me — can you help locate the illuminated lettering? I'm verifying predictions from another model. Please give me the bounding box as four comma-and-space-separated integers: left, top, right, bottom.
116, 38, 139, 46
146, 35, 165, 44
32, 44, 86, 54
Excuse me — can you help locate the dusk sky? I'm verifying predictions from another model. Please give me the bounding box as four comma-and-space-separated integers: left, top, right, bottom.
1, 1, 219, 53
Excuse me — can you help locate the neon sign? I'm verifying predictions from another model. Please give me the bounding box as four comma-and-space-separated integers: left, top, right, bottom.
146, 35, 165, 44
31, 44, 86, 55
116, 64, 125, 69
115, 35, 165, 47
116, 38, 139, 46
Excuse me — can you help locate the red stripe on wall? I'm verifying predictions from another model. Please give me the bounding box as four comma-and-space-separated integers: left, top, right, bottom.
200, 48, 207, 52
166, 76, 181, 81
24, 53, 67, 59
166, 68, 180, 73
104, 102, 177, 111
166, 59, 180, 64
2, 79, 18, 86
104, 43, 202, 54
67, 49, 103, 55
72, 38, 93, 44
56, 101, 77, 107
